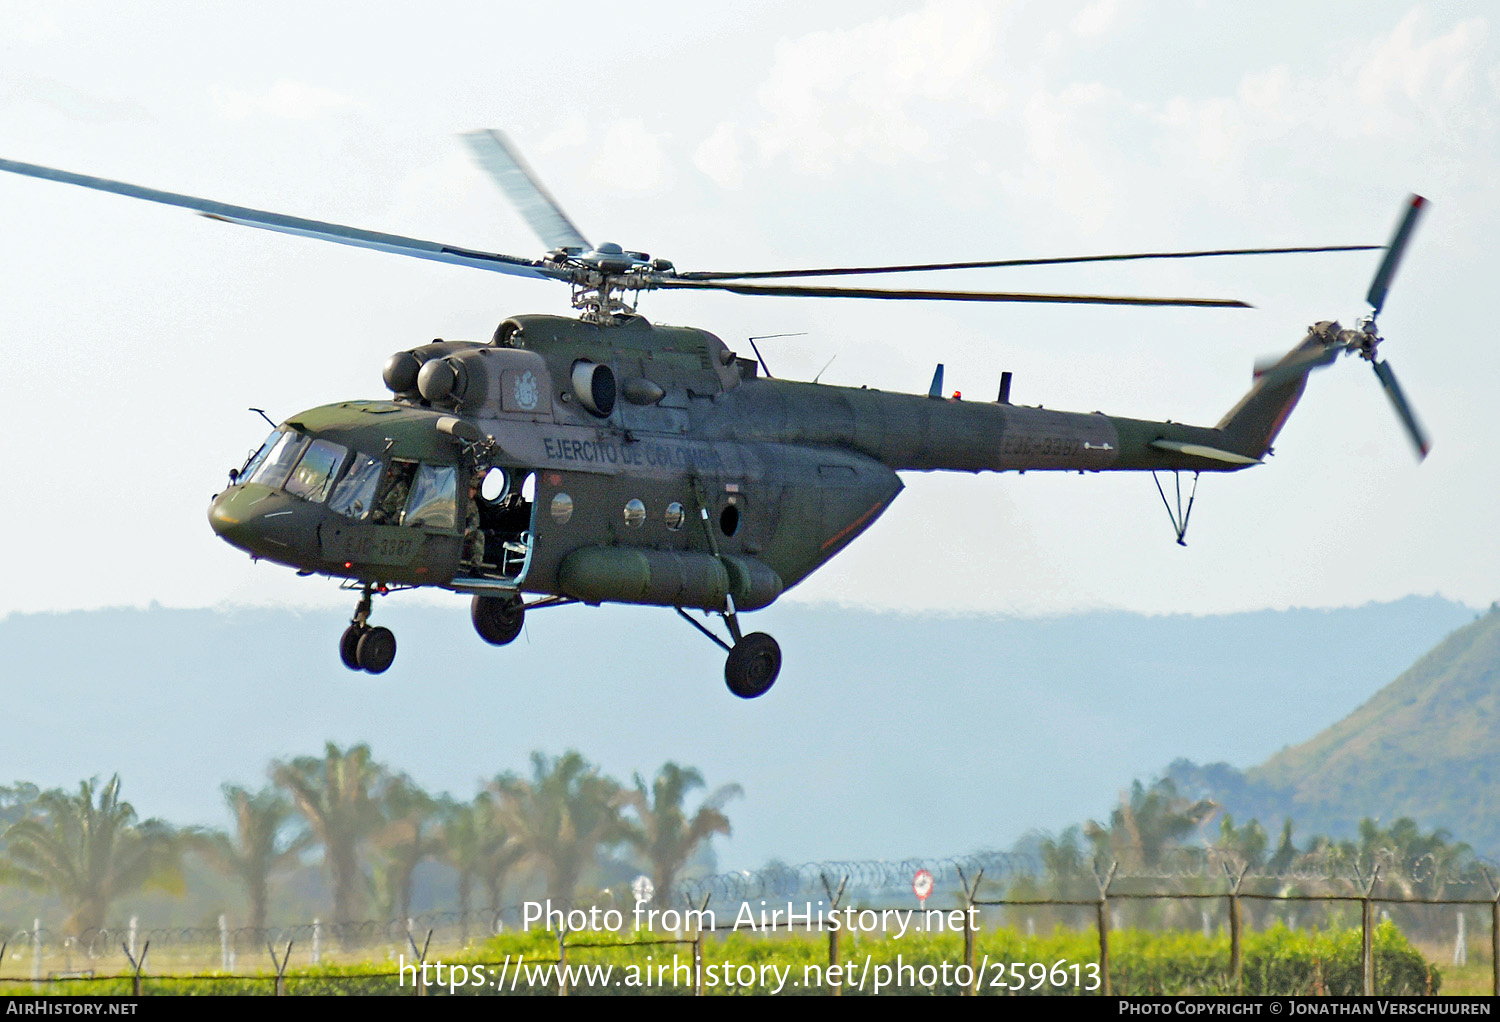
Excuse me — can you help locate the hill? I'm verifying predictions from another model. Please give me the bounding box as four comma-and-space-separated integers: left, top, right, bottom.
1169, 604, 1500, 854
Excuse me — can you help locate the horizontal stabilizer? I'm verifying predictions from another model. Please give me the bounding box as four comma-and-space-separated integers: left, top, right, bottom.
1150, 440, 1261, 466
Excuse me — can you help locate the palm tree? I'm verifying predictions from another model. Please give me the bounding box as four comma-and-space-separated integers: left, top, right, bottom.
271, 742, 387, 930
620, 763, 741, 908
493, 751, 623, 905
441, 792, 520, 939
196, 785, 306, 932
1085, 778, 1217, 870
0, 776, 179, 935
372, 774, 442, 924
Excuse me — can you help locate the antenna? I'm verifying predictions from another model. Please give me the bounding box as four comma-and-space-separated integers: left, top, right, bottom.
745, 332, 807, 379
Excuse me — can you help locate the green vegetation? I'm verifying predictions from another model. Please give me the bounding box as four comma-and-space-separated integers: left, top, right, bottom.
1, 925, 1438, 996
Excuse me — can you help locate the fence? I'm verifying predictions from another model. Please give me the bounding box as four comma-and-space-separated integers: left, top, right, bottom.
3, 853, 1496, 995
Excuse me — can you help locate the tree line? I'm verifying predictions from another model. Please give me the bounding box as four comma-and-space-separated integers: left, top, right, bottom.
0, 745, 741, 938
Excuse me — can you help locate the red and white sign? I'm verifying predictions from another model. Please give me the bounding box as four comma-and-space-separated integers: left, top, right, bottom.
913, 869, 934, 903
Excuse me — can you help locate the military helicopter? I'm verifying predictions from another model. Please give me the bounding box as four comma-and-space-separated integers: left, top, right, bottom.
0, 133, 1429, 698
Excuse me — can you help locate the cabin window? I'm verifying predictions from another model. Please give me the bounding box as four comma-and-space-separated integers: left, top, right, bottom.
665, 502, 685, 530
284, 439, 348, 503
403, 463, 458, 530
623, 498, 646, 528
550, 492, 574, 525
329, 453, 383, 519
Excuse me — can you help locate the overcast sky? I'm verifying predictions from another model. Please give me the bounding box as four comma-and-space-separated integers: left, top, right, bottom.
1, 0, 1495, 620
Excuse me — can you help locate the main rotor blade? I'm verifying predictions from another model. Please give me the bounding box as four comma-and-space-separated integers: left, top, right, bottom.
1367, 195, 1427, 316
1371, 358, 1431, 460
656, 278, 1250, 308
680, 245, 1381, 281
462, 130, 591, 253
0, 156, 560, 280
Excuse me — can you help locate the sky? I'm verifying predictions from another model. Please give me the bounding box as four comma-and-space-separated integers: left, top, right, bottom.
0, 0, 1497, 620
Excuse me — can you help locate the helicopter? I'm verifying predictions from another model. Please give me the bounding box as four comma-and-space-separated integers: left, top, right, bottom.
0, 132, 1429, 699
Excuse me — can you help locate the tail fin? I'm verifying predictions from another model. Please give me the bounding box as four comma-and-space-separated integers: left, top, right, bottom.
1215, 327, 1338, 459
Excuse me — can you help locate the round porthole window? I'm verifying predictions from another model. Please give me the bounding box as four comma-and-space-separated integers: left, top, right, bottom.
480, 467, 508, 503
550, 492, 574, 525
624, 498, 646, 528
665, 502, 685, 531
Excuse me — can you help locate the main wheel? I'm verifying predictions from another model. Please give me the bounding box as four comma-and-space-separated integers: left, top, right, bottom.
356, 626, 397, 674
339, 625, 364, 671
724, 632, 781, 699
472, 595, 525, 646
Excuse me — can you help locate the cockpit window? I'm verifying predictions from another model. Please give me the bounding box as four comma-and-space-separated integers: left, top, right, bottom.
241, 429, 282, 481
329, 453, 383, 520
247, 431, 309, 489
284, 439, 348, 504
403, 463, 457, 530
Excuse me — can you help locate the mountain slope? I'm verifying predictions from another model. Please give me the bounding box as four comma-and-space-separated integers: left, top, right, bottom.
1244, 604, 1500, 851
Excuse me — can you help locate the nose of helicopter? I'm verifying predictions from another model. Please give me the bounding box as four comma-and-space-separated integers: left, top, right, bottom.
208, 485, 317, 564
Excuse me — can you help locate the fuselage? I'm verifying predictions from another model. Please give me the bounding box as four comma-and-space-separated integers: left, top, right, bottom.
209, 312, 1300, 612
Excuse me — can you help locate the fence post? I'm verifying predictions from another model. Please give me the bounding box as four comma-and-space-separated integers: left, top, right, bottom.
1224, 863, 1247, 993
687, 892, 711, 997
122, 940, 148, 997
558, 924, 568, 997
1359, 865, 1380, 996
406, 928, 433, 996
820, 874, 848, 997
31, 919, 40, 982
956, 867, 985, 996
268, 940, 293, 996
1483, 867, 1500, 998
311, 919, 321, 966
1094, 861, 1117, 996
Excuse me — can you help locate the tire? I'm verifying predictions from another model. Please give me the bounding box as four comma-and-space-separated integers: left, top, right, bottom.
339, 626, 363, 671
472, 595, 525, 646
356, 626, 397, 674
724, 632, 780, 699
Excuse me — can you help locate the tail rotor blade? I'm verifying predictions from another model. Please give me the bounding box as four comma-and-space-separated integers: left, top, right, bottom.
1366, 195, 1427, 316
1371, 359, 1431, 460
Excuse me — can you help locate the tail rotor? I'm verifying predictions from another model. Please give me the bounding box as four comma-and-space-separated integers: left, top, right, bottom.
1254, 195, 1431, 460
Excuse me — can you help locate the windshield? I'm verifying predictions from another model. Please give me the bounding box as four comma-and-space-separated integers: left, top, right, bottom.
240, 429, 282, 480
328, 453, 383, 519
247, 431, 309, 489
284, 438, 348, 504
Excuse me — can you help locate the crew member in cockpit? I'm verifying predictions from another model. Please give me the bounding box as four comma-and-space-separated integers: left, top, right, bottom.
372, 461, 417, 525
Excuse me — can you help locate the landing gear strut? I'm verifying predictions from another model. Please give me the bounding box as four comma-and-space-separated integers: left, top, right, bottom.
675, 599, 782, 699
341, 584, 396, 674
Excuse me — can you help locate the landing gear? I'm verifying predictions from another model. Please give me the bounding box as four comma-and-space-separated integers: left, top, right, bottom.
675, 599, 783, 699
341, 584, 396, 674
725, 632, 781, 699
472, 594, 525, 646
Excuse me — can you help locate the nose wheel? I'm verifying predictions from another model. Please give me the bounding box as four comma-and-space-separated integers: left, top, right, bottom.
340, 585, 396, 674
